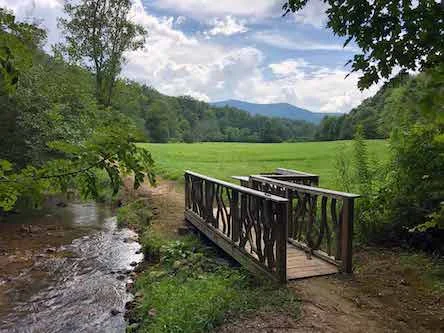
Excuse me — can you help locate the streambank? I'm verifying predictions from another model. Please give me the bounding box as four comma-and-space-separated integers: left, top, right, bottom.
118, 180, 300, 333
0, 200, 143, 332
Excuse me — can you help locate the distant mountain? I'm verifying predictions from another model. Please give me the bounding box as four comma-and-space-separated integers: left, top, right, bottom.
211, 99, 343, 124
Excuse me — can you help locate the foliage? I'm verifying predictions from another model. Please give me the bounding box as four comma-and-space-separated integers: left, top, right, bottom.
315, 72, 411, 141
58, 0, 146, 106
0, 8, 46, 93
130, 232, 300, 333
113, 85, 318, 143
400, 252, 444, 293
332, 66, 444, 248
117, 199, 152, 231
284, 0, 444, 89
0, 9, 155, 212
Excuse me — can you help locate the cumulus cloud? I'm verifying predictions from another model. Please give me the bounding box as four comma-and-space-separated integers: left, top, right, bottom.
269, 59, 310, 77
151, 0, 282, 18
0, 0, 377, 113
253, 31, 358, 52
235, 60, 380, 113
205, 16, 248, 37
0, 0, 64, 47
175, 16, 186, 25
292, 0, 328, 28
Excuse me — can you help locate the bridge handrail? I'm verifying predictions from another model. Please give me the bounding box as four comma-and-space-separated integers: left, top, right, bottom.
249, 175, 359, 273
250, 175, 360, 199
184, 171, 288, 282
275, 167, 318, 177
185, 171, 288, 202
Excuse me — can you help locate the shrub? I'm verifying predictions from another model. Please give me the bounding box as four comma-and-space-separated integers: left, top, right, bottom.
117, 199, 152, 231
129, 234, 300, 333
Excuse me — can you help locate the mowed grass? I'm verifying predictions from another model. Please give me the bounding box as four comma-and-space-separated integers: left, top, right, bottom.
140, 140, 389, 189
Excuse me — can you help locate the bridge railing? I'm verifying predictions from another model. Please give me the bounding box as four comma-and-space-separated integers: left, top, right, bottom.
184, 171, 289, 282
233, 168, 319, 188
250, 175, 359, 273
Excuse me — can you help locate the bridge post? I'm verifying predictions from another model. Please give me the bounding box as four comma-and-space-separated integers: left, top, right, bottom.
341, 198, 354, 273
276, 200, 288, 283
231, 191, 240, 242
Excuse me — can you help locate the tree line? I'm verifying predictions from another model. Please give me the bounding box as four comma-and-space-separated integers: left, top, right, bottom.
114, 83, 317, 144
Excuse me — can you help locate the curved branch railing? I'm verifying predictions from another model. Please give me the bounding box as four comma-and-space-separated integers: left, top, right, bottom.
249, 175, 359, 273
184, 171, 289, 282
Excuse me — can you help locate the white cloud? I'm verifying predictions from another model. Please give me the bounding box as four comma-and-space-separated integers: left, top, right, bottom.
269, 59, 310, 77
253, 31, 357, 52
235, 60, 380, 113
292, 0, 328, 28
175, 16, 186, 25
152, 0, 282, 18
1, 0, 377, 114
0, 0, 64, 47
205, 16, 248, 37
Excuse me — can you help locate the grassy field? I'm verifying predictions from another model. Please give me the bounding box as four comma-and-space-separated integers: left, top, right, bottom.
140, 140, 389, 189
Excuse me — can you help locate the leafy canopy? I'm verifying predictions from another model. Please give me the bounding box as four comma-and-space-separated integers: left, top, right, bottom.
58, 0, 146, 106
283, 0, 444, 89
0, 8, 46, 93
0, 8, 155, 211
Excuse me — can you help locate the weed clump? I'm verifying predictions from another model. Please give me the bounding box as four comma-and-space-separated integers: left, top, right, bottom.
117, 199, 152, 232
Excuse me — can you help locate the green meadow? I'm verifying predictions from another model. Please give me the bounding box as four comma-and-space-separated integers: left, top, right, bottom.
140, 140, 389, 189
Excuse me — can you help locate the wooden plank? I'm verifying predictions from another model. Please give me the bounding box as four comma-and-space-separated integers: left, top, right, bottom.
185, 171, 288, 202
288, 239, 340, 267
288, 268, 337, 280
275, 167, 318, 177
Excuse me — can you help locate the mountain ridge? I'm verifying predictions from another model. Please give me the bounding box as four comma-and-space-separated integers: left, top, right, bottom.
211, 99, 343, 124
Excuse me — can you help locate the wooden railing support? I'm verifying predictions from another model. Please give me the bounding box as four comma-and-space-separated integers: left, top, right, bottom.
184, 171, 288, 282
276, 199, 288, 283
231, 191, 240, 242
249, 175, 359, 272
341, 198, 354, 273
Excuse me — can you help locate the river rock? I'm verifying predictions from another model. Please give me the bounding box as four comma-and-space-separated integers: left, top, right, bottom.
116, 275, 126, 281
125, 300, 135, 311
126, 281, 134, 292
110, 309, 121, 316
129, 261, 138, 267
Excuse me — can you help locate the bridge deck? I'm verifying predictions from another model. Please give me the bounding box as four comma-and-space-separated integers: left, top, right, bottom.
286, 244, 338, 279
210, 208, 338, 280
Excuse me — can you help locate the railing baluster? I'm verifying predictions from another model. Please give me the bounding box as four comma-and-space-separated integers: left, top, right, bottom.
231, 191, 240, 243
341, 198, 354, 273
249, 175, 359, 272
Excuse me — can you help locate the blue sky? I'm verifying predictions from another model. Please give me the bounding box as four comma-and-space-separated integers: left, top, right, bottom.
1, 0, 379, 113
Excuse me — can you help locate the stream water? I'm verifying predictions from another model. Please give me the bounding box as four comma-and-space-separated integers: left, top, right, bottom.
0, 202, 143, 333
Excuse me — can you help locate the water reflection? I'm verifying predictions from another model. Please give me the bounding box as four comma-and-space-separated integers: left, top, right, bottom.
0, 203, 143, 333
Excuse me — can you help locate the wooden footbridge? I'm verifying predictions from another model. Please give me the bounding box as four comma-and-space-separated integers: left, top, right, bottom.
184, 168, 359, 283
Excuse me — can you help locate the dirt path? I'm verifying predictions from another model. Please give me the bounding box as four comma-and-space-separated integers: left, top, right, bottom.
141, 180, 444, 333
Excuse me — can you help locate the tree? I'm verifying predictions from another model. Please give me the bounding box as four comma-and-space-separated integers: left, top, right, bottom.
0, 8, 46, 94
283, 0, 444, 89
0, 10, 155, 212
58, 0, 146, 106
